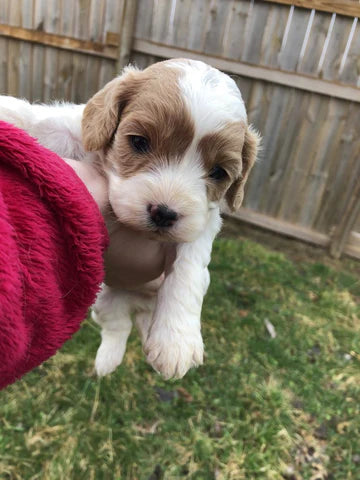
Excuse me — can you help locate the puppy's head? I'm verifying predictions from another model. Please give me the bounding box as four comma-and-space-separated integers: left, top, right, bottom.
82, 59, 260, 242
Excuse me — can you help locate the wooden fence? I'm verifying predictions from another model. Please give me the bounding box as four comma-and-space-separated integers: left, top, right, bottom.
0, 0, 137, 102
0, 0, 359, 259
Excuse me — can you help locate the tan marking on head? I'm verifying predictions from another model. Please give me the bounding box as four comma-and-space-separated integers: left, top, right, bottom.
82, 67, 140, 152
82, 62, 195, 177
198, 122, 260, 210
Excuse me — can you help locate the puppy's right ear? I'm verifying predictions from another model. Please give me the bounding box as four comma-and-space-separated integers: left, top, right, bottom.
82, 66, 141, 151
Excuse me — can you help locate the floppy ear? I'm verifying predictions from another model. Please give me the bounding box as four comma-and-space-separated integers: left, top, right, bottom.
82, 67, 141, 152
225, 124, 261, 211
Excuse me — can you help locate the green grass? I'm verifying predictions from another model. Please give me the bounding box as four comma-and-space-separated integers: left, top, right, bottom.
1, 233, 359, 480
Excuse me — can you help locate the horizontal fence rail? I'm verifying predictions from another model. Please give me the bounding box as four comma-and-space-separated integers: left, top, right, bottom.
132, 38, 360, 103
0, 24, 120, 59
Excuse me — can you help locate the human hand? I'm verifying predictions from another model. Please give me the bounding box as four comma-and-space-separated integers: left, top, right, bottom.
63, 158, 109, 213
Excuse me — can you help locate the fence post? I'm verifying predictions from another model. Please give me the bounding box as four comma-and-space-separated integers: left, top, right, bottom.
330, 177, 360, 259
117, 0, 138, 73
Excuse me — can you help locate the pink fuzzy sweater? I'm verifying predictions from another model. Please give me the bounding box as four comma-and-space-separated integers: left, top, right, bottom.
0, 121, 108, 389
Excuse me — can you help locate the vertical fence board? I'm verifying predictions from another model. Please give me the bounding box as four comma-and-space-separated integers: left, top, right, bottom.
0, 0, 10, 94
222, 0, 250, 60
57, 0, 74, 100
320, 15, 353, 82
42, 0, 59, 101
278, 7, 310, 71
245, 85, 289, 212
202, 0, 233, 56
315, 102, 360, 233
291, 98, 331, 227
7, 1, 21, 97
89, 0, 106, 43
299, 99, 347, 228
32, 0, 46, 102
254, 87, 296, 215
241, 1, 271, 64
98, 0, 119, 87
261, 87, 308, 218
241, 80, 275, 209
76, 0, 91, 39
18, 0, 33, 100
259, 3, 289, 68
282, 95, 330, 225
296, 11, 331, 76
135, 0, 155, 40
150, 0, 173, 44
186, 0, 211, 51
169, 0, 192, 49
338, 21, 360, 86
355, 214, 360, 232
272, 90, 312, 219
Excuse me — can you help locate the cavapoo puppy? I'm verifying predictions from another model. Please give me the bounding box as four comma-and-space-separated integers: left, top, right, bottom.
0, 59, 260, 379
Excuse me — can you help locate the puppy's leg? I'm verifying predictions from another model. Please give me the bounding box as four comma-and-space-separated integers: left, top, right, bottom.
133, 278, 161, 343
144, 208, 222, 379
135, 310, 154, 344
92, 285, 133, 376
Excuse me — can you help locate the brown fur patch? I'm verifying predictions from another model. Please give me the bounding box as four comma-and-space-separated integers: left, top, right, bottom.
198, 122, 260, 210
82, 69, 141, 152
198, 122, 244, 203
82, 62, 195, 177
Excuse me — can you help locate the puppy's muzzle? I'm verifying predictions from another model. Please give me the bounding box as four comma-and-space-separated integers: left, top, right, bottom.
148, 204, 178, 228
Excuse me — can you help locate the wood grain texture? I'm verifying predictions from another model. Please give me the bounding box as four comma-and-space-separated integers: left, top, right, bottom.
278, 7, 309, 71
0, 24, 119, 58
258, 2, 289, 68
296, 11, 331, 76
221, 0, 250, 60
7, 0, 21, 97
117, 0, 136, 71
134, 0, 154, 40
186, 0, 212, 51
224, 209, 330, 247
241, 1, 271, 65
330, 177, 360, 258
132, 39, 360, 103
32, 0, 46, 102
263, 0, 360, 18
344, 231, 360, 259
338, 18, 360, 86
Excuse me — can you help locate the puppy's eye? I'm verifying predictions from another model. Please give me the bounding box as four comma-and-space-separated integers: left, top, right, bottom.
209, 165, 227, 181
129, 135, 150, 154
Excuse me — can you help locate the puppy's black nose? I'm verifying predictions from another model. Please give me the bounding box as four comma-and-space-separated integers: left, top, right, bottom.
148, 204, 178, 228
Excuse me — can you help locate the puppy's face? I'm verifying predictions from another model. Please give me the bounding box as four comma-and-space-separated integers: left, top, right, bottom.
82, 59, 260, 243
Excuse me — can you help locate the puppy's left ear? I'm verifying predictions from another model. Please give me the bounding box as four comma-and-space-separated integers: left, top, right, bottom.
82, 67, 141, 152
225, 124, 261, 211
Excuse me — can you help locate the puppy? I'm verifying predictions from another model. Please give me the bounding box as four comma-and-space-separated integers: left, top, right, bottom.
0, 59, 260, 379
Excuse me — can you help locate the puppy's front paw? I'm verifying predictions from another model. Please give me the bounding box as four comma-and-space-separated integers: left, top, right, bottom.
144, 327, 204, 380
95, 334, 127, 377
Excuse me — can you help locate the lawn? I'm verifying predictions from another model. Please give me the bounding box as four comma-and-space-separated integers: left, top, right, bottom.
0, 226, 359, 480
